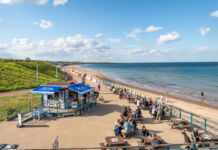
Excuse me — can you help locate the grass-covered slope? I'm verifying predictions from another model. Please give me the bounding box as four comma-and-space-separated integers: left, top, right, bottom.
0, 59, 64, 92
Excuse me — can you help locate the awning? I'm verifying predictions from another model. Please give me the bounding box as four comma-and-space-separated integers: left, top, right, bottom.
68, 83, 93, 94
31, 86, 62, 95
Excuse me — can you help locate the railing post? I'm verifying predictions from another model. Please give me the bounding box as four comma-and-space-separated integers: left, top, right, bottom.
166, 146, 170, 150
179, 109, 181, 118
170, 105, 172, 116
204, 118, 207, 132
193, 144, 196, 150
190, 113, 193, 125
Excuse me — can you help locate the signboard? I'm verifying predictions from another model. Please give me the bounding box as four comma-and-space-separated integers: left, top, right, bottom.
71, 102, 77, 108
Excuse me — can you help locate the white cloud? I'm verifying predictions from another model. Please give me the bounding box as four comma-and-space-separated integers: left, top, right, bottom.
95, 33, 103, 38
39, 20, 53, 29
145, 25, 163, 32
149, 49, 157, 54
210, 10, 218, 17
107, 38, 121, 44
53, 0, 67, 6
0, 0, 49, 5
127, 46, 148, 54
199, 46, 210, 51
32, 21, 38, 25
199, 27, 210, 36
126, 28, 143, 38
157, 31, 180, 44
1, 35, 110, 61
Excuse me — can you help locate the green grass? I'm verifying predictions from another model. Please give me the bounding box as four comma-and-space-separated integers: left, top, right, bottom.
0, 58, 64, 92
0, 94, 41, 121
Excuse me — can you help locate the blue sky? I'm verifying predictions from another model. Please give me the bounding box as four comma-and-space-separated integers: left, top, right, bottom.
0, 0, 218, 62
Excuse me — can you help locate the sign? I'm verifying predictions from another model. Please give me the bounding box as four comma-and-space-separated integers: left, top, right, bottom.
53, 136, 59, 149
71, 102, 77, 108
82, 73, 87, 85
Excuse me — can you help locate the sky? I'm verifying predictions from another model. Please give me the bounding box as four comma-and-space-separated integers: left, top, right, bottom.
0, 0, 218, 62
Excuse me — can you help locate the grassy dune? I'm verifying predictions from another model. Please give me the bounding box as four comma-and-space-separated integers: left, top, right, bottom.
0, 59, 64, 92
0, 94, 41, 121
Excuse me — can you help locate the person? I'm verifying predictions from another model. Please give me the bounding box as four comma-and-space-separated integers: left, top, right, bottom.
156, 104, 162, 122
137, 98, 141, 108
122, 107, 128, 117
141, 125, 150, 143
130, 115, 137, 130
149, 98, 153, 106
151, 105, 156, 118
141, 126, 149, 136
98, 83, 101, 91
151, 134, 160, 145
135, 106, 142, 118
121, 119, 133, 138
193, 128, 200, 142
160, 94, 164, 102
113, 119, 122, 136
119, 115, 125, 126
201, 91, 204, 102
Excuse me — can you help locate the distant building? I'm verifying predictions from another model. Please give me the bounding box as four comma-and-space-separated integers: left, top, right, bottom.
25, 57, 31, 61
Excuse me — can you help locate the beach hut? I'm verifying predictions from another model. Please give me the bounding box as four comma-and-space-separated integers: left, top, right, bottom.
30, 83, 97, 117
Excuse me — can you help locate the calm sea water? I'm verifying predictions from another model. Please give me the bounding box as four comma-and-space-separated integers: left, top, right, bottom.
78, 62, 218, 106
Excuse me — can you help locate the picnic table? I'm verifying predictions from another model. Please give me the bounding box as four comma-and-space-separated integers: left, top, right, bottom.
201, 133, 218, 142
141, 136, 166, 145
169, 117, 191, 130
105, 136, 126, 147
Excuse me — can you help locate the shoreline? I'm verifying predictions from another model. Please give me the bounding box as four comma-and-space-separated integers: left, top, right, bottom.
72, 65, 218, 123
77, 65, 218, 109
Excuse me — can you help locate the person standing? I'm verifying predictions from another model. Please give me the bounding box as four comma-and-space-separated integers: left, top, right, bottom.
201, 91, 204, 102
98, 83, 101, 91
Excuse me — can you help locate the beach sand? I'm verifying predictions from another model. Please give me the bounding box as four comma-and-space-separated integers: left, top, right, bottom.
0, 67, 187, 149
69, 65, 218, 123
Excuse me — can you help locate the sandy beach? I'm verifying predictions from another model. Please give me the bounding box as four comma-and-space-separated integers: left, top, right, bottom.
69, 65, 218, 123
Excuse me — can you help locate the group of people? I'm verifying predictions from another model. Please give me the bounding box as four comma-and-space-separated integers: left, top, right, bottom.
113, 106, 141, 138
149, 102, 169, 122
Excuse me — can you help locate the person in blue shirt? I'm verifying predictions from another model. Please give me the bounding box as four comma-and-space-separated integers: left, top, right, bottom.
113, 119, 122, 136
121, 119, 133, 138
130, 115, 137, 130
135, 106, 142, 118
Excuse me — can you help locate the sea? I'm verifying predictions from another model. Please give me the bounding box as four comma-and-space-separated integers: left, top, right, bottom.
78, 62, 218, 107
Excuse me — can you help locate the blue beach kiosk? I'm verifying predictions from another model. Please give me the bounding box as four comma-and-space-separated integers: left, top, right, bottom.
31, 83, 97, 117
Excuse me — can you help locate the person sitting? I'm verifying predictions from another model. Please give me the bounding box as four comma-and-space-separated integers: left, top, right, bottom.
192, 128, 200, 142
119, 115, 125, 126
135, 106, 142, 118
113, 119, 122, 136
122, 107, 128, 117
150, 133, 160, 145
121, 119, 133, 138
129, 115, 137, 130
141, 125, 150, 143
142, 125, 150, 136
